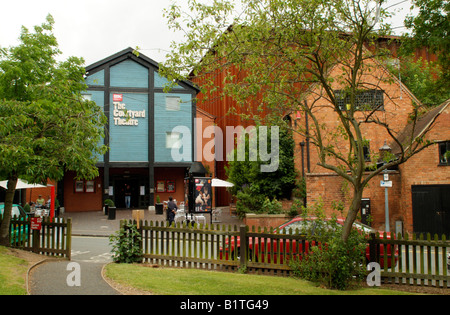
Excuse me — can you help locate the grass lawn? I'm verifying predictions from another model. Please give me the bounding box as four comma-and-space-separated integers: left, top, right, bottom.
0, 246, 29, 295
105, 263, 415, 295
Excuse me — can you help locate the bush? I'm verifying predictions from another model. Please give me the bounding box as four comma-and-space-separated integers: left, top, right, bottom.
289, 216, 367, 290
261, 197, 282, 214
104, 199, 115, 207
109, 223, 143, 264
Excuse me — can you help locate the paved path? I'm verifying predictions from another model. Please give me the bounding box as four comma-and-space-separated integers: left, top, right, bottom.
29, 236, 119, 295
29, 260, 119, 295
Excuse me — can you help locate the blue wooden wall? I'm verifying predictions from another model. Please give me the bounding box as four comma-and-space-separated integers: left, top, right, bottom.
154, 93, 193, 163
109, 92, 149, 162
86, 57, 194, 164
111, 60, 149, 88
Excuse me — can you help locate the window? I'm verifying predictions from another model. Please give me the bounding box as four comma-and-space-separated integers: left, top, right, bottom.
335, 89, 384, 111
166, 96, 181, 111
439, 141, 450, 166
363, 143, 371, 162
166, 132, 182, 149
74, 180, 96, 193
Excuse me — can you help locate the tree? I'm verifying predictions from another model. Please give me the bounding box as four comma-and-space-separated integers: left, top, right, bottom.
0, 15, 107, 245
161, 0, 435, 242
385, 56, 449, 107
402, 0, 450, 85
225, 126, 297, 217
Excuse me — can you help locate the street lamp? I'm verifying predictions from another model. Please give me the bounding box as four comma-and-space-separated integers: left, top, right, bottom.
379, 141, 392, 233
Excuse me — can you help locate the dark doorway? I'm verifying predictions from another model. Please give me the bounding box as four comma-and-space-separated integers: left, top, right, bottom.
412, 185, 450, 237
115, 180, 138, 209
109, 171, 149, 209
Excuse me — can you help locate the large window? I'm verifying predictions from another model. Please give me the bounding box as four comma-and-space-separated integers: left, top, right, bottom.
439, 141, 450, 166
335, 89, 384, 111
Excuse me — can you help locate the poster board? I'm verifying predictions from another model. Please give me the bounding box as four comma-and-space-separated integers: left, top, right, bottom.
185, 177, 212, 214
193, 178, 212, 213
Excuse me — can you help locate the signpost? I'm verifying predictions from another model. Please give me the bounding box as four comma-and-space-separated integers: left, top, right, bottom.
31, 217, 42, 230
31, 217, 42, 254
381, 171, 391, 232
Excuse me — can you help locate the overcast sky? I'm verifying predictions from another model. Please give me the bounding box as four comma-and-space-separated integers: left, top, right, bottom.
1, 0, 416, 67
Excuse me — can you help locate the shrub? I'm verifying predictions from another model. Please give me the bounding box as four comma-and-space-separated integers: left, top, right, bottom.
109, 223, 143, 264
289, 213, 367, 290
104, 199, 115, 207
261, 197, 282, 214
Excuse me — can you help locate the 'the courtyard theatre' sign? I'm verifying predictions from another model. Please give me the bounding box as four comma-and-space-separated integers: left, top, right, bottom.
112, 94, 146, 126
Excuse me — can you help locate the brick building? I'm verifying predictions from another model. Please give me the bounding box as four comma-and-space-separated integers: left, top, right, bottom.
397, 100, 450, 235
296, 86, 449, 236
192, 33, 448, 235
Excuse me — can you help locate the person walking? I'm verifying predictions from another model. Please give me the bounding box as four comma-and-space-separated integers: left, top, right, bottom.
167, 196, 177, 226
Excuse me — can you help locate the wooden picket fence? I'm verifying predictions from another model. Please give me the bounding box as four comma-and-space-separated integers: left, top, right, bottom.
0, 215, 72, 259
370, 232, 449, 288
124, 220, 450, 289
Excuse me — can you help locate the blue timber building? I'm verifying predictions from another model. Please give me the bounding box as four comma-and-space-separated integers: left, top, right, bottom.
62, 48, 199, 212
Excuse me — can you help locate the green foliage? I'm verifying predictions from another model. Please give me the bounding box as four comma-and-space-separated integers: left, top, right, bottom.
261, 197, 283, 214
104, 199, 115, 207
0, 14, 107, 183
289, 204, 367, 290
109, 224, 143, 264
0, 15, 107, 244
289, 199, 304, 217
386, 56, 449, 107
226, 127, 297, 218
402, 0, 450, 85
290, 232, 366, 290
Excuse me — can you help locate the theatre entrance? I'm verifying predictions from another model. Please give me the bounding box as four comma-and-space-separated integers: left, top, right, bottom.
109, 169, 149, 209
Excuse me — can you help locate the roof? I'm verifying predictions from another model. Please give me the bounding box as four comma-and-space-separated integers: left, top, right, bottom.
85, 47, 200, 93
391, 99, 450, 155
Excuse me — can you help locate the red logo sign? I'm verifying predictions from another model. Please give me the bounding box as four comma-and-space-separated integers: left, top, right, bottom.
113, 94, 123, 102
31, 217, 42, 230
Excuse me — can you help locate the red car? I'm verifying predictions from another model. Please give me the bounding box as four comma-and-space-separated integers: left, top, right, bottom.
221, 216, 398, 268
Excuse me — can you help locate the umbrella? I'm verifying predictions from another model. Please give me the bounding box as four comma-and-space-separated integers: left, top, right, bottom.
211, 178, 234, 187
0, 179, 46, 189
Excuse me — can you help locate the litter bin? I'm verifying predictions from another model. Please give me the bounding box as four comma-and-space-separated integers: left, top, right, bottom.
108, 207, 116, 220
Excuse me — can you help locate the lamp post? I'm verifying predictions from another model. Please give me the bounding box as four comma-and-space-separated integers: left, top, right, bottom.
379, 141, 392, 233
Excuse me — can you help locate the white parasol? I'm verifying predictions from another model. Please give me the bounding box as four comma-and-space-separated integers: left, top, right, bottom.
0, 179, 46, 189
211, 178, 234, 188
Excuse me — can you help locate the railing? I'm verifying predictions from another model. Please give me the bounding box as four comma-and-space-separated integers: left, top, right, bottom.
1, 215, 72, 259
124, 220, 450, 288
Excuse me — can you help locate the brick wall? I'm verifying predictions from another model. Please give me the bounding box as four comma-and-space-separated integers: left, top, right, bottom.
293, 57, 417, 175
399, 105, 450, 232
305, 172, 402, 231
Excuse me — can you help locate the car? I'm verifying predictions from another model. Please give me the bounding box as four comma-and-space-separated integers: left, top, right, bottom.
221, 216, 398, 268
0, 204, 29, 244
0, 204, 28, 218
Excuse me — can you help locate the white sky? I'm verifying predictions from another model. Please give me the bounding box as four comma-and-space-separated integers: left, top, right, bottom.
0, 0, 417, 67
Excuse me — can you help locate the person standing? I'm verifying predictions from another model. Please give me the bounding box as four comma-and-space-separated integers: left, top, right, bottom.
124, 184, 132, 209
167, 196, 177, 226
